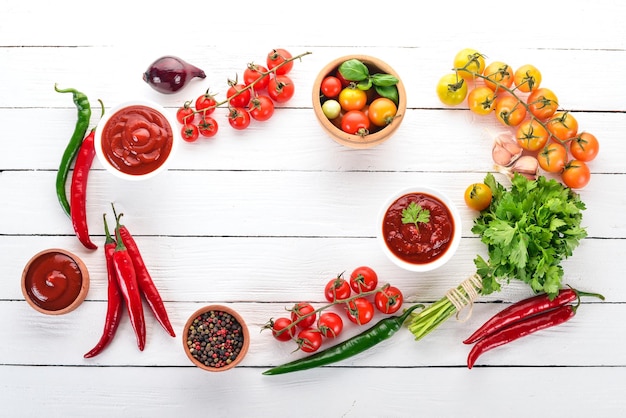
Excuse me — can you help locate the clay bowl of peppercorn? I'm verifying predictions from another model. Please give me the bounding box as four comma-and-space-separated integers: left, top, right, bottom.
312, 55, 407, 149
182, 304, 250, 372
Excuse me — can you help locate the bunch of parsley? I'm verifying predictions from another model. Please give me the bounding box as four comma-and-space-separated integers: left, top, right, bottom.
472, 173, 587, 299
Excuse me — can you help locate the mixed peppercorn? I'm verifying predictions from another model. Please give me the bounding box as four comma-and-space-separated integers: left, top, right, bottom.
186, 309, 246, 369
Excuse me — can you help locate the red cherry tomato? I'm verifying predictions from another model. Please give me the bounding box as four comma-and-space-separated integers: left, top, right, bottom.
324, 275, 352, 302
195, 91, 217, 115
561, 159, 591, 189
228, 107, 251, 130
268, 75, 295, 103
570, 132, 600, 162
317, 312, 343, 338
341, 110, 370, 136
227, 83, 252, 108
291, 302, 316, 329
297, 328, 323, 353
266, 48, 293, 75
198, 116, 218, 138
345, 297, 374, 325
176, 105, 195, 124
374, 286, 404, 314
320, 76, 342, 98
181, 124, 199, 142
349, 266, 378, 293
270, 317, 296, 342
248, 95, 275, 122
243, 63, 270, 91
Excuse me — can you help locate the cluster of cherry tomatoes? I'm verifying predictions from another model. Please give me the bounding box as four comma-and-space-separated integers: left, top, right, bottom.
264, 266, 404, 353
437, 48, 600, 189
175, 49, 308, 142
319, 59, 400, 137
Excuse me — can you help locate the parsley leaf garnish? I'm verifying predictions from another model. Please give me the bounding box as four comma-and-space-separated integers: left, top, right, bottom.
472, 173, 587, 299
401, 201, 430, 227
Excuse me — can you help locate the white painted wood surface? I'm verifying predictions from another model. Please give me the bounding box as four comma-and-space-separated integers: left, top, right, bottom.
1, 0, 625, 416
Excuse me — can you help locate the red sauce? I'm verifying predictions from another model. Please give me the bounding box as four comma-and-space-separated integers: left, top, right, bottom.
382, 192, 455, 265
100, 105, 173, 176
23, 251, 84, 312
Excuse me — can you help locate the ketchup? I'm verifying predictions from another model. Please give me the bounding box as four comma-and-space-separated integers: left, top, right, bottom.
382, 192, 455, 265
100, 105, 173, 176
23, 251, 85, 312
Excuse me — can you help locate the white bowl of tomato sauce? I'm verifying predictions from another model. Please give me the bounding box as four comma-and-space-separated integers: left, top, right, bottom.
94, 100, 178, 181
378, 187, 461, 272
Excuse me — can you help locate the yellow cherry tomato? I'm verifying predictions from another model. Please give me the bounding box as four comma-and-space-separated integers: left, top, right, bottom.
467, 86, 497, 116
514, 64, 542, 93
453, 48, 485, 81
464, 183, 493, 211
436, 73, 468, 106
338, 87, 367, 111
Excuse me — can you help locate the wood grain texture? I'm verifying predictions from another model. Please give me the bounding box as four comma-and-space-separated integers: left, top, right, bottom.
1, 0, 625, 416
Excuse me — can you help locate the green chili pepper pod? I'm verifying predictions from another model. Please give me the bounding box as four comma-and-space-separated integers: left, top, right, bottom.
262, 303, 424, 376
54, 84, 92, 217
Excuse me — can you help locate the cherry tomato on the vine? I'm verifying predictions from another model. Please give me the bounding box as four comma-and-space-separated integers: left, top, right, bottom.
338, 86, 367, 111
349, 266, 378, 293
317, 312, 343, 338
248, 95, 275, 121
464, 183, 493, 211
228, 107, 251, 130
570, 132, 599, 162
482, 61, 514, 91
368, 97, 397, 127
436, 73, 467, 106
291, 302, 316, 329
270, 317, 296, 342
195, 91, 217, 115
198, 116, 218, 138
495, 95, 527, 127
176, 105, 195, 124
181, 124, 199, 142
516, 119, 549, 152
527, 88, 559, 120
547, 111, 578, 142
345, 297, 374, 326
227, 83, 252, 108
268, 75, 295, 103
297, 328, 323, 353
562, 159, 591, 189
467, 86, 496, 116
374, 286, 404, 314
514, 64, 542, 93
538, 142, 567, 173
267, 48, 293, 75
321, 76, 343, 99
341, 110, 370, 136
324, 275, 352, 302
243, 63, 270, 91
453, 48, 485, 81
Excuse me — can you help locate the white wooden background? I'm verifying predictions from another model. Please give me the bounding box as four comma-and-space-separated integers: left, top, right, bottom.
2, 1, 625, 416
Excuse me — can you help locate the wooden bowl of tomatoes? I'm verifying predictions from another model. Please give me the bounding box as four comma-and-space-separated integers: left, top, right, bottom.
312, 55, 407, 149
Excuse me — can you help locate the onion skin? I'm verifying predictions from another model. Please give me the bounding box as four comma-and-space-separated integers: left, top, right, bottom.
143, 56, 206, 94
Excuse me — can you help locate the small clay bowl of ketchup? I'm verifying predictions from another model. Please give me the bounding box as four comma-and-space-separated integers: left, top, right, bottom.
378, 187, 462, 272
21, 248, 90, 315
94, 100, 178, 181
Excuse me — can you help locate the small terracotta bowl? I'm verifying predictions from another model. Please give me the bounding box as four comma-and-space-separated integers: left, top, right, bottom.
182, 305, 250, 372
312, 55, 407, 149
21, 248, 90, 315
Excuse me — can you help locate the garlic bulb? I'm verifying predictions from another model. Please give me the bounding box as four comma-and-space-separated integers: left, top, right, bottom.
492, 133, 523, 167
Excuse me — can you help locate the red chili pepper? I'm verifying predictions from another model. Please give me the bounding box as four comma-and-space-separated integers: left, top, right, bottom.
111, 204, 175, 338
467, 303, 577, 369
70, 128, 97, 250
112, 212, 146, 351
84, 214, 124, 358
463, 287, 604, 345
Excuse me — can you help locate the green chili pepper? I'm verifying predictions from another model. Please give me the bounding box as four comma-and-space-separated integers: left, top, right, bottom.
262, 303, 424, 375
54, 84, 91, 217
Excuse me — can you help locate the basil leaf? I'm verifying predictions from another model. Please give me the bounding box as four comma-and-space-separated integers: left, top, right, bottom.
371, 73, 399, 87
374, 85, 399, 105
338, 59, 370, 82
356, 79, 372, 90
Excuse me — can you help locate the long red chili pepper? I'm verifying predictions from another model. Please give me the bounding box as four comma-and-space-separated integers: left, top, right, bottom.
111, 203, 175, 337
70, 128, 97, 250
467, 303, 577, 369
84, 214, 124, 358
463, 287, 604, 345
112, 212, 146, 351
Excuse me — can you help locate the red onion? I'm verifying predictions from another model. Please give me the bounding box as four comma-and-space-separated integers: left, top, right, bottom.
143, 56, 206, 94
